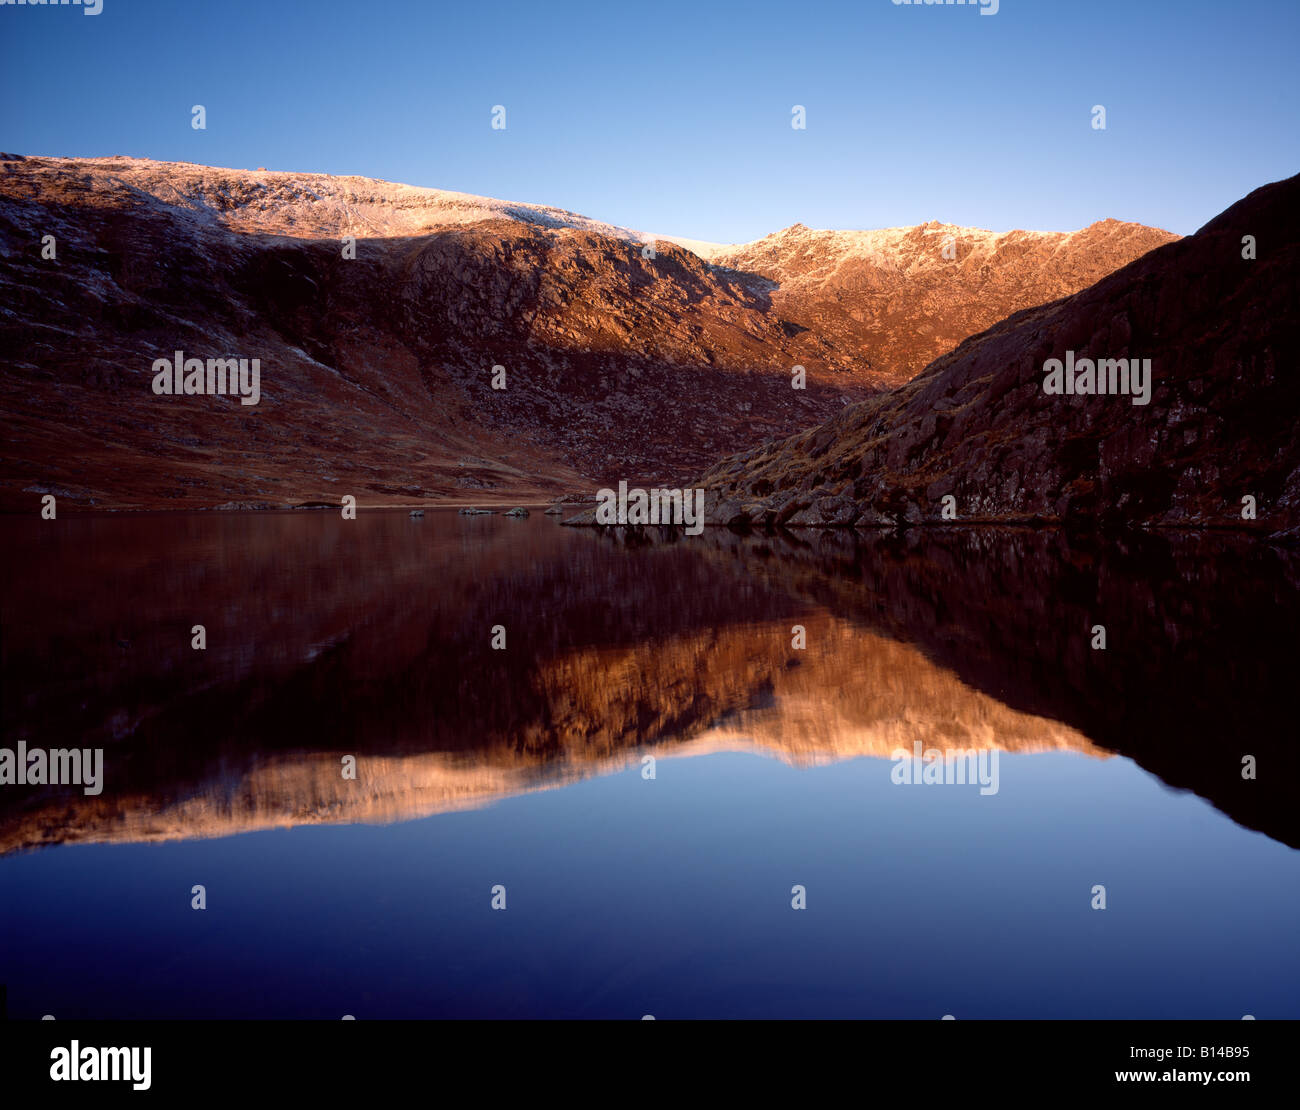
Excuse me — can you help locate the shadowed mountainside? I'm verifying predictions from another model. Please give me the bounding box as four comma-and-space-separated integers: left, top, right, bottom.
695, 175, 1300, 536
0, 155, 1173, 508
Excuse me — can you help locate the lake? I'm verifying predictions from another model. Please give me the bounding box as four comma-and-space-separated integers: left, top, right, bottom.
1, 510, 1297, 1018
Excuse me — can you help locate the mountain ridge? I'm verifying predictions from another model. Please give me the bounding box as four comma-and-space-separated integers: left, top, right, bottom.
693, 173, 1300, 537
0, 154, 1176, 510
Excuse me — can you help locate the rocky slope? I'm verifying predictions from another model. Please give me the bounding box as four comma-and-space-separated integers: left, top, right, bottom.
0, 155, 1172, 509
697, 174, 1300, 536
705, 218, 1177, 386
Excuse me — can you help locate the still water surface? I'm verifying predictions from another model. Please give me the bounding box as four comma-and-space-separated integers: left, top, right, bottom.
1, 510, 1296, 1018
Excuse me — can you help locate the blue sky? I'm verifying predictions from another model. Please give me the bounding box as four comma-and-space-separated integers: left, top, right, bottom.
2, 0, 1297, 241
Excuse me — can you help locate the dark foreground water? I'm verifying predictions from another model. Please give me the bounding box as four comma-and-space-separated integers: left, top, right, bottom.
1, 510, 1297, 1019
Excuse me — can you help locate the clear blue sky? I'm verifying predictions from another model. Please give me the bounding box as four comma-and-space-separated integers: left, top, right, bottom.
2, 0, 1297, 241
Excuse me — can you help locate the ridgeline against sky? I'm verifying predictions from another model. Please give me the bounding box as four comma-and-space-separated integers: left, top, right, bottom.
3, 0, 1297, 242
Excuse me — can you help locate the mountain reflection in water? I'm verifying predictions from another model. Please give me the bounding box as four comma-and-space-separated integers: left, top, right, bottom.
2, 510, 1295, 852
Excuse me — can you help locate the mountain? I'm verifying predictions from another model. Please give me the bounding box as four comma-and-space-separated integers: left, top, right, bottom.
703, 218, 1177, 386
0, 154, 1173, 510
697, 174, 1300, 536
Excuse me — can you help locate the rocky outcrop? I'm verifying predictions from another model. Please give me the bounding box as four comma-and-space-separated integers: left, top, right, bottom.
698, 174, 1300, 536
706, 218, 1178, 389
